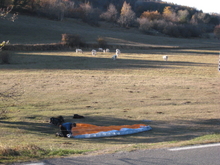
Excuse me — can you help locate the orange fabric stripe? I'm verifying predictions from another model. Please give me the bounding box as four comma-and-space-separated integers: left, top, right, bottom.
71, 123, 146, 136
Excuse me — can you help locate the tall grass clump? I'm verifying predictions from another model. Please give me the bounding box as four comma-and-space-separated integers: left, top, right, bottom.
0, 147, 19, 157
0, 144, 88, 164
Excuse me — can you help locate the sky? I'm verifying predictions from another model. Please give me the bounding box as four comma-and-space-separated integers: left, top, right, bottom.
165, 0, 219, 14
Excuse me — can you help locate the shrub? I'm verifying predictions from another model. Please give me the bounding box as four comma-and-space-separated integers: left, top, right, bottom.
82, 8, 100, 26
100, 3, 118, 22
79, 2, 100, 26
177, 10, 190, 23
162, 22, 180, 37
214, 25, 220, 39
138, 18, 161, 35
151, 19, 167, 32
97, 37, 107, 48
0, 51, 10, 64
163, 6, 178, 22
162, 23, 203, 38
138, 18, 152, 31
138, 18, 202, 38
140, 11, 161, 20
61, 34, 83, 47
0, 147, 19, 156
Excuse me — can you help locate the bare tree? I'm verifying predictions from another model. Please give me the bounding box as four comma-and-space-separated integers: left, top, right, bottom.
100, 3, 118, 22
79, 2, 100, 26
0, 6, 18, 22
163, 6, 177, 22
117, 1, 136, 28
1, 6, 17, 64
36, 0, 68, 21
80, 2, 93, 18
177, 10, 190, 23
190, 12, 211, 24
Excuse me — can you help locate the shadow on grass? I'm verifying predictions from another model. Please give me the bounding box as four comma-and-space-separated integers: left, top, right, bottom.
0, 51, 215, 70
1, 115, 219, 144
145, 48, 220, 56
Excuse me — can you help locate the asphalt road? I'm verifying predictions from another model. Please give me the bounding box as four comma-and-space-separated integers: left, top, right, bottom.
16, 143, 220, 165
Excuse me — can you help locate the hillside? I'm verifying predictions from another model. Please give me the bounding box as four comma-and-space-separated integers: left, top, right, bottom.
0, 14, 219, 49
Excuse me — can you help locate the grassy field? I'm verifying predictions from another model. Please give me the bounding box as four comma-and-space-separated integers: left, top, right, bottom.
0, 15, 220, 164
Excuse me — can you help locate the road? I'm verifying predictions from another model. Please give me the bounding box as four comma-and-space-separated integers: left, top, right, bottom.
17, 143, 220, 165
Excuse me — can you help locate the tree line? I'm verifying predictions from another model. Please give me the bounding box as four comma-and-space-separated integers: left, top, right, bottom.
1, 0, 220, 38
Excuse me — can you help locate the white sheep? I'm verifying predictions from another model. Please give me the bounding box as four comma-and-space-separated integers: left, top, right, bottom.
112, 55, 117, 60
76, 49, 83, 53
91, 49, 97, 56
163, 55, 168, 61
116, 49, 121, 56
103, 49, 110, 53
98, 48, 103, 52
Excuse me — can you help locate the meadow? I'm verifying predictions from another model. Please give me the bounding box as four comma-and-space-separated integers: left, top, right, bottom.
0, 15, 220, 164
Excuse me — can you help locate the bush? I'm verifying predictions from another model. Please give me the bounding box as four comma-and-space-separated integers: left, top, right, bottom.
81, 10, 100, 27
138, 18, 203, 38
79, 2, 100, 26
140, 11, 161, 20
100, 3, 118, 22
97, 37, 108, 48
0, 147, 19, 156
61, 34, 83, 47
146, 19, 163, 32
138, 18, 152, 31
138, 18, 160, 35
162, 22, 180, 37
0, 51, 10, 64
214, 25, 220, 39
162, 23, 202, 38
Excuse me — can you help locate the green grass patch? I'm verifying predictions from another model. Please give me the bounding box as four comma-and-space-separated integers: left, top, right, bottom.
183, 133, 220, 145
48, 149, 87, 156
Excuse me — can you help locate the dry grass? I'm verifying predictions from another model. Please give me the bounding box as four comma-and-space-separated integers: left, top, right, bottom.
0, 14, 220, 164
0, 47, 220, 163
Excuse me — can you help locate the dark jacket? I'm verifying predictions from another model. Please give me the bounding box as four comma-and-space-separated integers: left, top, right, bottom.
61, 122, 72, 134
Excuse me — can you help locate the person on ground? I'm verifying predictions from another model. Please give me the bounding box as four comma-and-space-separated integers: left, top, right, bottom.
56, 122, 76, 137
